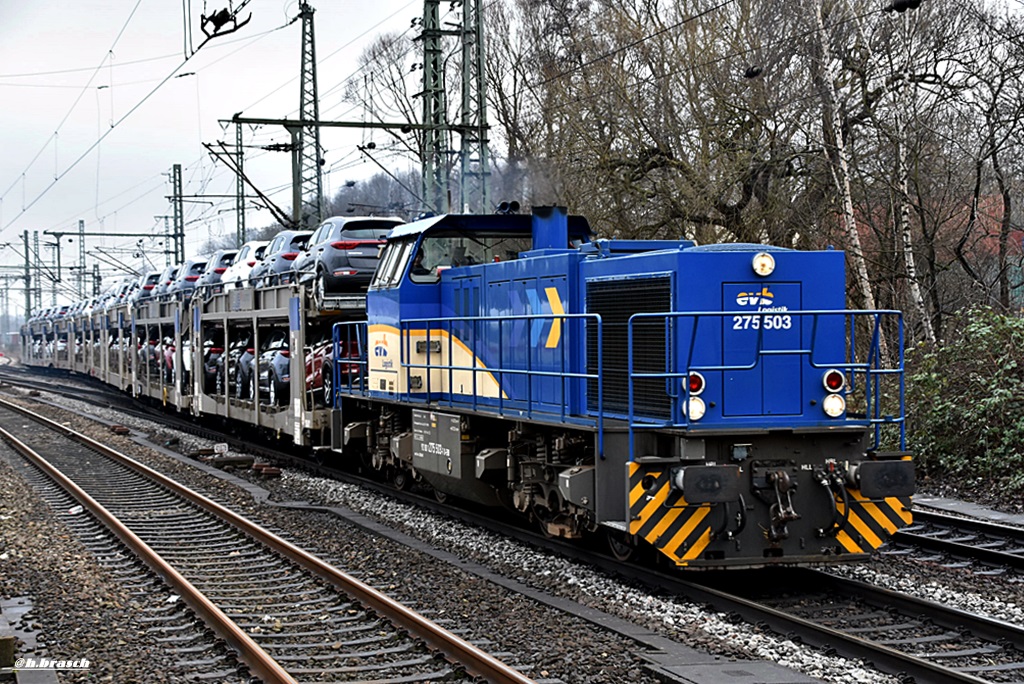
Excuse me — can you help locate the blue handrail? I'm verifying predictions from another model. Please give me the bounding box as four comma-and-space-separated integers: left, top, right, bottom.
626, 309, 905, 460
333, 313, 605, 458
332, 309, 904, 465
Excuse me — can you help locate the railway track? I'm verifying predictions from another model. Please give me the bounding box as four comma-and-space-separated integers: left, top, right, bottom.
0, 367, 322, 466
402, 499, 1024, 683
695, 568, 1024, 684
0, 365, 137, 408
888, 509, 1024, 576
9, 367, 1024, 682
0, 396, 536, 684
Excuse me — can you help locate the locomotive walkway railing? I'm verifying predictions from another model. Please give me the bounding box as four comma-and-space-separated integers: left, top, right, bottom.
332, 309, 904, 463
626, 309, 906, 459
332, 314, 607, 457
330, 320, 369, 394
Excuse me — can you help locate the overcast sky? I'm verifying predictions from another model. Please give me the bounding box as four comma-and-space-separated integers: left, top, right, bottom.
0, 0, 421, 306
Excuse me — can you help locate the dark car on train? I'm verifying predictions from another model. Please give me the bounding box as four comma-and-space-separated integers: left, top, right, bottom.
165, 259, 208, 300
233, 335, 258, 400
234, 329, 289, 404
289, 216, 399, 298
249, 231, 312, 288
151, 265, 180, 300
208, 331, 251, 396
130, 271, 162, 304
194, 249, 238, 297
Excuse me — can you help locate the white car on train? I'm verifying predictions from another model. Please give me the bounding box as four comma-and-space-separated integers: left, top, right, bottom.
220, 240, 269, 289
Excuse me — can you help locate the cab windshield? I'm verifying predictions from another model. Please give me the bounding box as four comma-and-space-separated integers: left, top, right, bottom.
409, 230, 533, 283
370, 229, 565, 289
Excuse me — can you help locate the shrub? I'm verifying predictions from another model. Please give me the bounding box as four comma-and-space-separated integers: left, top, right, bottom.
906, 307, 1024, 489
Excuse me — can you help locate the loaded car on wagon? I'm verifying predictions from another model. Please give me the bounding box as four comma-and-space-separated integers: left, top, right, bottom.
289, 216, 401, 300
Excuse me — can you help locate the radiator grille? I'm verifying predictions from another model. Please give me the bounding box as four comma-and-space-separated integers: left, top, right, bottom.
587, 277, 672, 419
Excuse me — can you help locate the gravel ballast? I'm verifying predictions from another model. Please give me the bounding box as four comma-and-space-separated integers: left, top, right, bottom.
14, 381, 1023, 683
0, 440, 235, 684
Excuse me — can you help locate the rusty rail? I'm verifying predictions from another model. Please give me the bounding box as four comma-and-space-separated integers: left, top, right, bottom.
0, 396, 535, 684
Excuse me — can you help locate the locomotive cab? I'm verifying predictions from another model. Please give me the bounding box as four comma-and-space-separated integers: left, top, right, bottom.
362, 212, 594, 400
579, 243, 914, 565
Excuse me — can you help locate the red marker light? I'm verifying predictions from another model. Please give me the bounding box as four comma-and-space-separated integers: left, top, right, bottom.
823, 369, 845, 392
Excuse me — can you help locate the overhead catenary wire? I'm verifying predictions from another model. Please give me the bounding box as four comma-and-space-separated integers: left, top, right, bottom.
2, 1, 437, 262
0, 0, 145, 207
0, 14, 309, 246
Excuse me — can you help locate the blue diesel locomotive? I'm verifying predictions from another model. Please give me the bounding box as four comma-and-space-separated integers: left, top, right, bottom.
329, 207, 914, 569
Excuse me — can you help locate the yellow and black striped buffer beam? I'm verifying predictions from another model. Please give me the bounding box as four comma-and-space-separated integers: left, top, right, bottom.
628, 462, 713, 566
834, 491, 913, 554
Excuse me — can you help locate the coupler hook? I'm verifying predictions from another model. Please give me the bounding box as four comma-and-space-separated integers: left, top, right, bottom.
767, 470, 800, 542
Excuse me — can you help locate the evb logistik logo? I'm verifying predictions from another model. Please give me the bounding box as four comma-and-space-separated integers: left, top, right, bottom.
735, 287, 774, 307
735, 287, 788, 312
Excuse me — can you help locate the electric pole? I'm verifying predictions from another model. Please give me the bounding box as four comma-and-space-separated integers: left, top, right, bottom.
77, 219, 86, 299
419, 0, 448, 215
458, 0, 489, 212
296, 2, 324, 228
32, 231, 43, 310
236, 122, 246, 245
171, 164, 185, 263
23, 230, 31, 317
0, 280, 8, 341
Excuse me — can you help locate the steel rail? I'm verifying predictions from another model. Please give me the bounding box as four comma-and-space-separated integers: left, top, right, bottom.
4, 375, 1012, 684
0, 395, 536, 684
894, 509, 1024, 571
0, 420, 298, 684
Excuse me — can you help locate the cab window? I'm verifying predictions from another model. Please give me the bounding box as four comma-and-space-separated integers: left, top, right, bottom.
384, 240, 414, 288
371, 239, 415, 290
371, 242, 401, 290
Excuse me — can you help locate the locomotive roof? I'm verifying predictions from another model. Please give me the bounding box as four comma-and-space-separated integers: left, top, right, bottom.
685, 242, 797, 252
388, 212, 594, 239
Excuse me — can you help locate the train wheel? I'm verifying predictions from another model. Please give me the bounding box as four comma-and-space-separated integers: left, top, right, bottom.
392, 468, 410, 490
605, 529, 636, 562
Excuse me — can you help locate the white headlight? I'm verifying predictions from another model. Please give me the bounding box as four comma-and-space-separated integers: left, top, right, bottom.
822, 393, 846, 418
752, 252, 775, 276
688, 396, 706, 421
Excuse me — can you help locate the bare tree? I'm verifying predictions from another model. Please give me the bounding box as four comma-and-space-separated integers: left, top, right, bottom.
470, 0, 1024, 331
